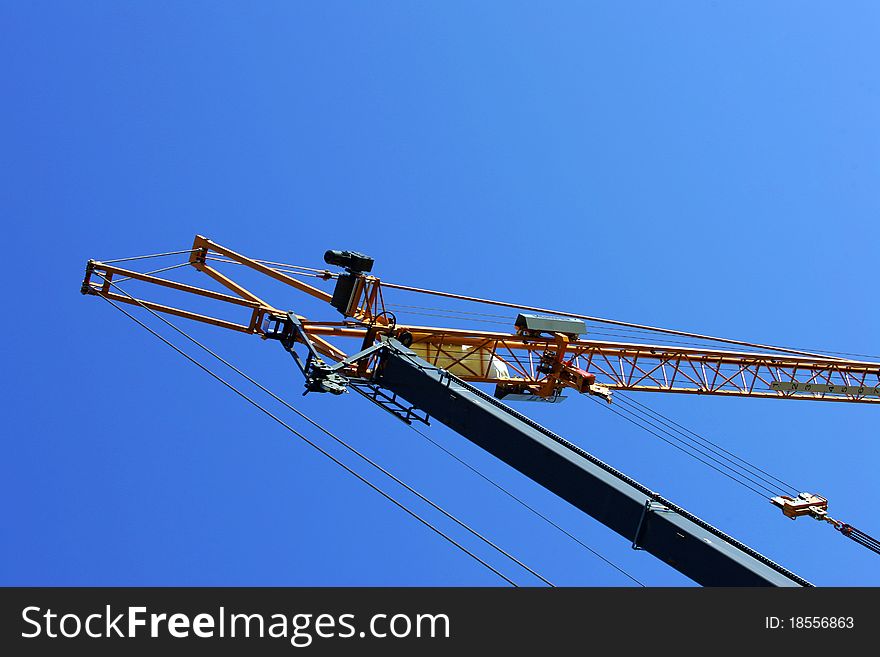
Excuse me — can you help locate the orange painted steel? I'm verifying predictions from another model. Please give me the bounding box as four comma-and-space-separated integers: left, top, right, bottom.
378, 281, 853, 363
81, 237, 880, 404
190, 235, 333, 304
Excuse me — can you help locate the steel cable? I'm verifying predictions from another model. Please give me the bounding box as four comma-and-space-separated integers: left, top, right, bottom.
96, 293, 521, 586
839, 525, 880, 556
93, 273, 553, 586
611, 396, 794, 497
404, 422, 646, 586
379, 280, 866, 362
113, 261, 192, 284
617, 393, 800, 495
101, 248, 198, 264
587, 397, 775, 499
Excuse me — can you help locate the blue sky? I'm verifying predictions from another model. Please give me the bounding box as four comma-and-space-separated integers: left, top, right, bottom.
2, 2, 878, 586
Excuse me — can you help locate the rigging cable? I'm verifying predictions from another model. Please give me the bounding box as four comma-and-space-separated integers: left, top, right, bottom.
101, 248, 198, 264
616, 393, 800, 494
114, 261, 192, 284
391, 311, 800, 352
378, 280, 865, 362
383, 305, 837, 355
97, 262, 816, 501
96, 293, 520, 586
587, 396, 779, 499
380, 304, 802, 496
97, 272, 642, 583
93, 273, 553, 586
404, 422, 646, 586
837, 524, 880, 556
92, 247, 880, 564
204, 255, 335, 277
377, 305, 810, 498
98, 248, 880, 361
610, 395, 797, 497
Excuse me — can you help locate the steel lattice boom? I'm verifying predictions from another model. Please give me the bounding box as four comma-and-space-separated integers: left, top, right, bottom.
79, 235, 880, 584
81, 235, 880, 405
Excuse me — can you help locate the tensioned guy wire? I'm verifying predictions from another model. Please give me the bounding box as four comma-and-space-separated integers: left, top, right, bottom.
114, 261, 192, 284
372, 311, 799, 495
404, 422, 646, 586
97, 259, 802, 502
382, 302, 798, 496
93, 273, 553, 586
384, 303, 512, 320
390, 309, 795, 352
616, 393, 801, 495
101, 247, 880, 363
101, 248, 199, 264
348, 304, 797, 496
379, 279, 864, 362
391, 302, 820, 354
383, 305, 816, 354
587, 396, 775, 499
204, 255, 334, 276
385, 303, 789, 352
384, 310, 513, 327
96, 293, 520, 587
609, 396, 794, 498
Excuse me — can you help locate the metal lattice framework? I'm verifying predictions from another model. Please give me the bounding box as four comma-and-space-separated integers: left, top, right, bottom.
81, 235, 880, 404
397, 328, 880, 402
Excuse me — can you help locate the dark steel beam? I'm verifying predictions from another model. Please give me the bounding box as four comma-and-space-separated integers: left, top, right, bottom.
375, 342, 809, 587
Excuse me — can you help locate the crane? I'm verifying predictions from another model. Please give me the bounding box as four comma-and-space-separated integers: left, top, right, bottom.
81, 235, 880, 585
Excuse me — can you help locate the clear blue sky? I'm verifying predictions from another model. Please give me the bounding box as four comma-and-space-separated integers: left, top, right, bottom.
3, 2, 878, 586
